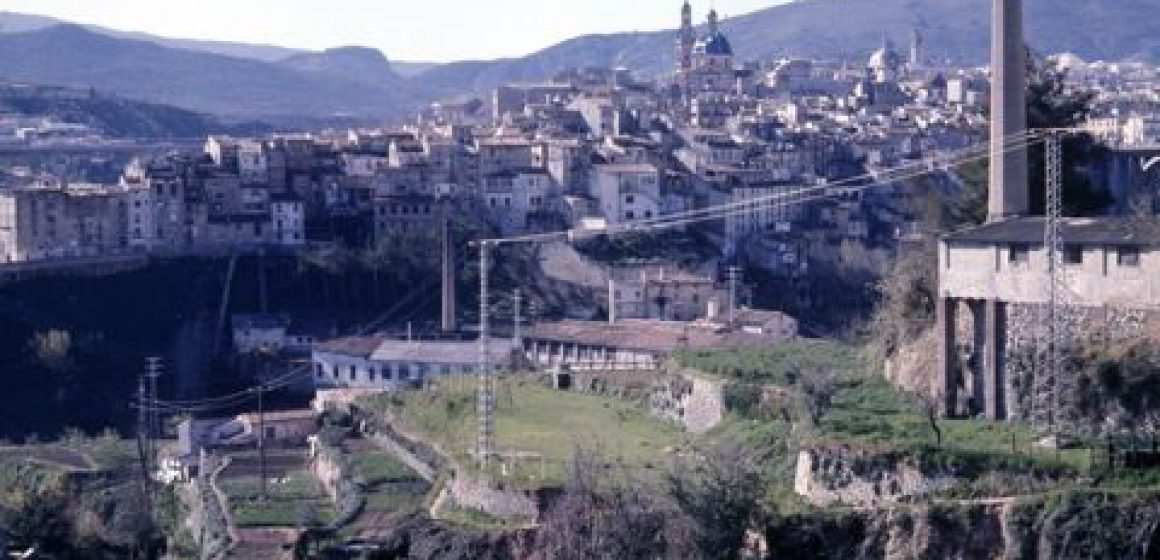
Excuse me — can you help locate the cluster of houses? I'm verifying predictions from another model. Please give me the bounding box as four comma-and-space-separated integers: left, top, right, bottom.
0, 3, 1008, 270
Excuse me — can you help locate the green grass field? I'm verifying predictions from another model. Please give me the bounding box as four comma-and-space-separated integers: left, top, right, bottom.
219, 469, 335, 528
364, 377, 687, 488
353, 451, 428, 514
679, 341, 1091, 479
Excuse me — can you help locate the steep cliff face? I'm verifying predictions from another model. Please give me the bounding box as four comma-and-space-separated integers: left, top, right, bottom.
765, 491, 1160, 560
793, 448, 957, 508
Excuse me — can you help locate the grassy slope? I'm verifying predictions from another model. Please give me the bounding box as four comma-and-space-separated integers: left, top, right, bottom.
219, 469, 335, 528
364, 377, 686, 488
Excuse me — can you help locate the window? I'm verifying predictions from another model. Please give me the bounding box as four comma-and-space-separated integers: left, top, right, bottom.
1008, 244, 1030, 265
626, 211, 635, 220
349, 365, 356, 381
625, 195, 635, 204
315, 363, 324, 378
369, 368, 377, 382
1064, 245, 1083, 265
1117, 246, 1141, 267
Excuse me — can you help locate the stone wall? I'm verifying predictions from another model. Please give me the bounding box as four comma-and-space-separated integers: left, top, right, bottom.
649, 370, 725, 434
449, 472, 539, 520
370, 432, 437, 482
793, 447, 956, 508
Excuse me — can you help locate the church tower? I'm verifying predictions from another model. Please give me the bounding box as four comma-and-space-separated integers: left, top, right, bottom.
707, 7, 720, 36
678, 0, 695, 78
910, 27, 926, 68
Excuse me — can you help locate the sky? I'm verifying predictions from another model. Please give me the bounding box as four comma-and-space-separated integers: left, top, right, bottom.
3, 0, 790, 62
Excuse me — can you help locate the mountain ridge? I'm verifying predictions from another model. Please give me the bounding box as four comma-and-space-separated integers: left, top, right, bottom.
2, 0, 1158, 121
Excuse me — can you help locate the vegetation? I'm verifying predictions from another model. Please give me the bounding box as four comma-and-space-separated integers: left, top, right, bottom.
575, 229, 720, 266
3, 91, 237, 138
220, 470, 336, 528
677, 342, 1092, 488
362, 377, 686, 488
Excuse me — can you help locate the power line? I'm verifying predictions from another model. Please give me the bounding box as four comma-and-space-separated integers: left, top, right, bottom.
142, 131, 1044, 416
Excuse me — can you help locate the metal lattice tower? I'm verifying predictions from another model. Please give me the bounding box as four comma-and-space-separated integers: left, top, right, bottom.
1037, 132, 1069, 432
477, 242, 495, 466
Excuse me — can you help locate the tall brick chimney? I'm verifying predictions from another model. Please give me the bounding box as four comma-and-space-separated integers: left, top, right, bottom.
988, 0, 1029, 221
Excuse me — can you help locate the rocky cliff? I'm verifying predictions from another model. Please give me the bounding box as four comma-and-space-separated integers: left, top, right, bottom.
765, 490, 1160, 560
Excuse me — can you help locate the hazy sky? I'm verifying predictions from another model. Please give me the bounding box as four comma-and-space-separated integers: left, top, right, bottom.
4, 0, 789, 62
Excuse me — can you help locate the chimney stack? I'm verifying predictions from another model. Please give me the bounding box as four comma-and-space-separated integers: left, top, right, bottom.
440, 205, 457, 333
608, 278, 617, 324
988, 0, 1029, 221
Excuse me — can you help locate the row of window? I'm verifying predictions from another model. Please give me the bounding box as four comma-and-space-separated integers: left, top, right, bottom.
1008, 244, 1141, 267
315, 361, 475, 383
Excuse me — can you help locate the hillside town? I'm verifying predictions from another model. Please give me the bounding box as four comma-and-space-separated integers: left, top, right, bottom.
1, 1, 1160, 559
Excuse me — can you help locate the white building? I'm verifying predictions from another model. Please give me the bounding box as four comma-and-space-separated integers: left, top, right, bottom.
588, 163, 661, 226
312, 337, 513, 391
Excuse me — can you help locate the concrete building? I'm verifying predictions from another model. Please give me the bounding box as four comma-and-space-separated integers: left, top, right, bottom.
609, 266, 726, 322
588, 163, 661, 225
124, 158, 188, 250
312, 336, 512, 390
231, 313, 318, 355
938, 217, 1160, 419
0, 183, 128, 262
522, 319, 793, 371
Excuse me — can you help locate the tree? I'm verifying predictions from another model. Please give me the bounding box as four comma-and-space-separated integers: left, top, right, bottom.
1026, 52, 1111, 217
532, 448, 669, 559
868, 242, 938, 368
939, 51, 1110, 227
667, 440, 766, 560
31, 330, 75, 374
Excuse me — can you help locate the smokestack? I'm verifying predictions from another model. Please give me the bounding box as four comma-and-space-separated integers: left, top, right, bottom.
608, 278, 617, 324
440, 205, 457, 333
988, 0, 1029, 221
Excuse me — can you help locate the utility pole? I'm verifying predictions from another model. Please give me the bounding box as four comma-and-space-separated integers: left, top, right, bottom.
477, 242, 494, 467
256, 375, 267, 501
727, 265, 741, 328
512, 289, 522, 347
136, 373, 149, 486
145, 357, 163, 470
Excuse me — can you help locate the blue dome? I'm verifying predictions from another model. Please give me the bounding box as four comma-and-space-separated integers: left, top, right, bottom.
698, 31, 733, 56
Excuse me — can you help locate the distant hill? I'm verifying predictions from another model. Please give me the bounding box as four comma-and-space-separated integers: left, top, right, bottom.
0, 25, 412, 119
278, 46, 406, 91
1, 0, 1158, 121
0, 10, 306, 62
0, 84, 269, 138
410, 0, 1160, 101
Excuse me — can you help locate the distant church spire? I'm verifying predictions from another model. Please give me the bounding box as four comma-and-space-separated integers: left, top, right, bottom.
910, 27, 925, 66
708, 7, 719, 36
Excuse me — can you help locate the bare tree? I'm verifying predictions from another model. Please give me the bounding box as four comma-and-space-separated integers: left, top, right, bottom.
532, 448, 669, 560
667, 439, 766, 560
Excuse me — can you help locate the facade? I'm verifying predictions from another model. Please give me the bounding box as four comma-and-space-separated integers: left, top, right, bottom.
124, 158, 188, 250
0, 184, 128, 262
231, 313, 317, 355
312, 336, 513, 390
938, 217, 1160, 421
523, 319, 794, 371
589, 163, 661, 225
609, 266, 726, 322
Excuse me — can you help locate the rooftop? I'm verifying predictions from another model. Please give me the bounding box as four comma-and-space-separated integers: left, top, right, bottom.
944, 216, 1160, 247
523, 319, 789, 354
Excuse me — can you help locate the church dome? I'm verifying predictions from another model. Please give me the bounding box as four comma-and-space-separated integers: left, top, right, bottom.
868, 45, 901, 71
695, 31, 733, 56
